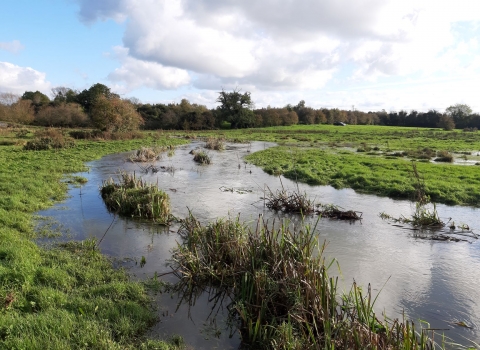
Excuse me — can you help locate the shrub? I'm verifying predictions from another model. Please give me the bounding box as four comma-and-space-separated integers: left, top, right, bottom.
23, 129, 75, 150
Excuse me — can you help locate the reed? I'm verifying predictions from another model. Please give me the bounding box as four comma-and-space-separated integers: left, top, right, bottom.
264, 182, 315, 214
170, 214, 439, 349
192, 150, 211, 164
205, 137, 226, 150
100, 171, 171, 223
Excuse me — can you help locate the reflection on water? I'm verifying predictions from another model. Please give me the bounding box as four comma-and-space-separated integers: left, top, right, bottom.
38, 141, 480, 348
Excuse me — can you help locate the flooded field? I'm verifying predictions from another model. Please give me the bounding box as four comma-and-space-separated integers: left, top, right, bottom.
38, 141, 480, 348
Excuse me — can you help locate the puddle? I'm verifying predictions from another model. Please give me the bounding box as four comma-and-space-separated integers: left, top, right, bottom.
37, 141, 480, 348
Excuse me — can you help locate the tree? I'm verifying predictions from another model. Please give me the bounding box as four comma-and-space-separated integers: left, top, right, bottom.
35, 103, 89, 127
91, 96, 143, 132
0, 100, 35, 124
216, 88, 255, 128
76, 83, 119, 114
446, 103, 472, 129
437, 115, 455, 131
21, 90, 50, 113
51, 87, 78, 104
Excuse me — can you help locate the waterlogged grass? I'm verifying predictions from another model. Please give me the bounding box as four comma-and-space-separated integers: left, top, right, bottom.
0, 129, 187, 349
246, 146, 480, 206
195, 124, 480, 152
170, 215, 439, 349
101, 171, 171, 223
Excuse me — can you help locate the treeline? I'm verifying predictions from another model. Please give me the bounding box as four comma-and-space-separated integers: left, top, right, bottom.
0, 83, 477, 131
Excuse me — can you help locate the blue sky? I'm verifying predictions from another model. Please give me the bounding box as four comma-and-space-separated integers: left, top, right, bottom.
1, 0, 480, 112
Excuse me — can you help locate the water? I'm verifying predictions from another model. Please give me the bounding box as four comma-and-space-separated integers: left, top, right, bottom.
38, 141, 480, 348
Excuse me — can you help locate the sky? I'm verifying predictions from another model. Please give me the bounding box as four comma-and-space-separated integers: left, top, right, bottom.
1, 0, 480, 112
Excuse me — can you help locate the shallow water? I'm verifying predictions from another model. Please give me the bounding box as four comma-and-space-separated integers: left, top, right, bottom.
38, 141, 480, 348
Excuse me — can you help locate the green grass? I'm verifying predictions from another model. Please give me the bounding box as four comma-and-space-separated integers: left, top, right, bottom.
245, 146, 480, 206
0, 128, 187, 349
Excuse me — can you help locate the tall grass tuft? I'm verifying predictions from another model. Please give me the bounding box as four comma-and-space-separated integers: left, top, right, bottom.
205, 137, 226, 150
192, 150, 211, 164
100, 171, 171, 223
170, 214, 438, 349
128, 146, 166, 162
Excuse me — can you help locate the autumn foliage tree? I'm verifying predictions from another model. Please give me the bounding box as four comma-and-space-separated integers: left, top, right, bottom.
91, 96, 144, 132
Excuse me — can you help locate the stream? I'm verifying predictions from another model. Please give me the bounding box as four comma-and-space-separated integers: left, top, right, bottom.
37, 141, 480, 349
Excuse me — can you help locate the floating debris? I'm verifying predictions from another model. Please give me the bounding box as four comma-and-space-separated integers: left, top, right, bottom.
316, 204, 362, 220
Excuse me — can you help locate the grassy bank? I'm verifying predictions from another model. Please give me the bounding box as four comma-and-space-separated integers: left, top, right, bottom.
0, 128, 187, 349
245, 146, 480, 206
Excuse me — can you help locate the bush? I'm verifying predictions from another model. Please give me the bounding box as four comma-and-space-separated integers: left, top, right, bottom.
23, 129, 75, 150
91, 96, 144, 132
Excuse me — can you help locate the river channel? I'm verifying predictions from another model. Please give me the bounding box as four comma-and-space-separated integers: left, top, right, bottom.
37, 141, 480, 349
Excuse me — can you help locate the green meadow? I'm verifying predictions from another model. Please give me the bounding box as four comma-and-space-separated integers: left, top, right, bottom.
0, 128, 187, 349
1, 124, 479, 348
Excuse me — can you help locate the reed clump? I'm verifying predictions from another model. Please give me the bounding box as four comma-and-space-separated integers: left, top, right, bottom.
192, 150, 211, 164
100, 171, 170, 223
265, 185, 315, 214
170, 214, 437, 349
129, 146, 165, 162
205, 137, 226, 150
434, 150, 454, 163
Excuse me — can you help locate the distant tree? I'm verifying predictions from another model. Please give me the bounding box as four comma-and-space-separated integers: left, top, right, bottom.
76, 83, 119, 114
216, 88, 255, 128
35, 103, 89, 127
446, 103, 472, 129
51, 87, 78, 105
0, 92, 20, 105
21, 90, 50, 113
0, 100, 35, 124
437, 115, 455, 131
91, 96, 143, 132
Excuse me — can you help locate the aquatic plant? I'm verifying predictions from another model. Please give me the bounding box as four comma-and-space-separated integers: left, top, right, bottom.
128, 146, 166, 162
100, 171, 171, 223
192, 150, 211, 164
434, 150, 454, 163
170, 214, 439, 349
205, 137, 226, 150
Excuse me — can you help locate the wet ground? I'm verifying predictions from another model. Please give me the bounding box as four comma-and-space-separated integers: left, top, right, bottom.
38, 141, 480, 348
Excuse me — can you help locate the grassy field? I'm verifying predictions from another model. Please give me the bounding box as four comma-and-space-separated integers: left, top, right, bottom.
1, 124, 479, 348
0, 127, 187, 349
181, 125, 480, 206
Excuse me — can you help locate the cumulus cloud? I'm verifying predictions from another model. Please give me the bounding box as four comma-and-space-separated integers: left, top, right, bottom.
107, 46, 191, 91
0, 62, 51, 94
0, 40, 25, 54
75, 0, 480, 104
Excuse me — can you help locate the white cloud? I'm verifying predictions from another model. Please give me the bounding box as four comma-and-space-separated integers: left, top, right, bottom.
0, 62, 51, 95
74, 0, 480, 109
107, 46, 191, 91
0, 40, 25, 54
